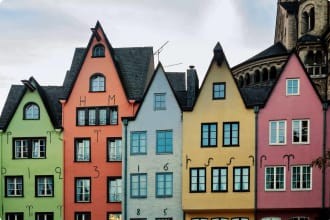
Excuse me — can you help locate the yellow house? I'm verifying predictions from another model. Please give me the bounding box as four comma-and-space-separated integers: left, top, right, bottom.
182, 43, 255, 220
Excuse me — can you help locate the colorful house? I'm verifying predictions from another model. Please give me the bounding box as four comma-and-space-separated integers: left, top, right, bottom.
257, 53, 326, 219
61, 21, 154, 220
182, 43, 255, 220
0, 77, 63, 220
123, 63, 198, 220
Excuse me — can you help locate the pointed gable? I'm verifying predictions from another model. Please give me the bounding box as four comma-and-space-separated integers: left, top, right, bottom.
0, 77, 63, 131
62, 21, 154, 102
263, 52, 323, 107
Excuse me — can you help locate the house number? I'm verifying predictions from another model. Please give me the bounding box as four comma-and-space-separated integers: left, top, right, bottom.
163, 163, 169, 171
136, 208, 141, 215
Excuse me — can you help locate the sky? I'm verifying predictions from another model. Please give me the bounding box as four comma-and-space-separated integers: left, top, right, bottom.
0, 0, 277, 109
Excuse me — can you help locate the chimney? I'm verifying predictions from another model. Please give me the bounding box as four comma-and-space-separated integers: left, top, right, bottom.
187, 65, 199, 108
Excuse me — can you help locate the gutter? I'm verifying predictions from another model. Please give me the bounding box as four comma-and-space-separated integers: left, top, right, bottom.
254, 106, 260, 219
123, 119, 129, 220
322, 102, 328, 209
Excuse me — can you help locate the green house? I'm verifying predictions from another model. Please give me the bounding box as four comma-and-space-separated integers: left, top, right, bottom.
0, 77, 63, 220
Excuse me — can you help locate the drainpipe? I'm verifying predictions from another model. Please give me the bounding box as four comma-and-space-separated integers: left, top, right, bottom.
0, 130, 3, 220
123, 119, 128, 220
322, 102, 328, 210
254, 106, 259, 219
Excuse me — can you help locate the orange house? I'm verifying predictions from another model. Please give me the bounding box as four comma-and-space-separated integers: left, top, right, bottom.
61, 21, 154, 220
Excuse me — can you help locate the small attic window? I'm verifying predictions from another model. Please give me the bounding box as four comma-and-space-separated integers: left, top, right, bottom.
92, 44, 105, 57
24, 103, 40, 120
90, 73, 105, 92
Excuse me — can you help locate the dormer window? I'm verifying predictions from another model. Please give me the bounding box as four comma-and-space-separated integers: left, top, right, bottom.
90, 74, 105, 92
92, 44, 105, 57
24, 103, 39, 120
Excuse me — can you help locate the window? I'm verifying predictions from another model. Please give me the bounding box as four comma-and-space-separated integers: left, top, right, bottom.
291, 165, 312, 190
232, 218, 249, 220
156, 218, 173, 220
286, 79, 299, 95
75, 212, 91, 220
5, 176, 23, 197
156, 172, 173, 197
107, 138, 122, 161
130, 131, 147, 155
24, 102, 39, 120
154, 93, 166, 110
14, 138, 46, 159
36, 176, 53, 197
75, 138, 90, 162
190, 168, 206, 192
92, 44, 105, 57
201, 123, 217, 147
108, 177, 122, 202
75, 178, 91, 202
77, 106, 118, 126
5, 213, 24, 220
90, 74, 105, 92
130, 173, 147, 198
213, 82, 226, 99
156, 130, 173, 154
108, 213, 122, 220
191, 218, 207, 220
223, 122, 239, 146
269, 120, 286, 145
233, 167, 250, 192
36, 213, 54, 220
212, 167, 228, 192
212, 218, 229, 220
265, 166, 285, 191
292, 119, 309, 144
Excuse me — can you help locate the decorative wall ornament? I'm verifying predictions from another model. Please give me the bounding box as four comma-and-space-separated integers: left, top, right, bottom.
204, 157, 213, 167
283, 154, 295, 170
185, 155, 191, 170
226, 157, 235, 165
260, 155, 267, 168
249, 155, 255, 166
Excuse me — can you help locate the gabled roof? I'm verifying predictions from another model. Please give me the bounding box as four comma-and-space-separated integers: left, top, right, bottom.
62, 21, 154, 102
0, 77, 64, 131
233, 42, 288, 70
246, 52, 325, 108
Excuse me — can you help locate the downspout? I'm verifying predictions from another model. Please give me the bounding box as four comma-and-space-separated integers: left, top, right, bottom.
322, 102, 328, 210
123, 119, 128, 220
0, 130, 3, 220
254, 106, 259, 220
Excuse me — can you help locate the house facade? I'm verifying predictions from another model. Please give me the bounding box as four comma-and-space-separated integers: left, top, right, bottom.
123, 64, 193, 220
182, 43, 255, 220
61, 22, 153, 220
0, 77, 63, 220
257, 54, 325, 220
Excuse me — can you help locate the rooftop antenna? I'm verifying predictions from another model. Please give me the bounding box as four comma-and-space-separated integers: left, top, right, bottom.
164, 62, 183, 68
154, 41, 169, 63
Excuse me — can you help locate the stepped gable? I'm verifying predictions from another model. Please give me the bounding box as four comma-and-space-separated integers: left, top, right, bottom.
62, 21, 154, 102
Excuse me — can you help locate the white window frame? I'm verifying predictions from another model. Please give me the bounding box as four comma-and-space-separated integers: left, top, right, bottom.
286, 78, 300, 96
36, 176, 53, 197
269, 120, 286, 145
291, 165, 312, 191
292, 119, 310, 144
264, 166, 286, 191
108, 178, 122, 202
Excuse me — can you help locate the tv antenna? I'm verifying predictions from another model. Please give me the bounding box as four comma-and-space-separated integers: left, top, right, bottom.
154, 41, 169, 63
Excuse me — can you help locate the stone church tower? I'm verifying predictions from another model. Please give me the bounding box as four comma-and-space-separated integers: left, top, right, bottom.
274, 0, 330, 99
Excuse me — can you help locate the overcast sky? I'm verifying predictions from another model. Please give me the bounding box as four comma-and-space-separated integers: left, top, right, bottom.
0, 0, 277, 109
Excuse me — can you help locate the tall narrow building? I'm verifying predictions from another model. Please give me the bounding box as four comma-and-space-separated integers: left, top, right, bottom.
182, 43, 255, 219
0, 77, 63, 220
61, 21, 154, 220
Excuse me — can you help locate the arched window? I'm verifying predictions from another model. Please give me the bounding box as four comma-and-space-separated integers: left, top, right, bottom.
309, 7, 315, 31
238, 75, 244, 87
301, 6, 315, 33
254, 70, 260, 83
245, 73, 250, 86
90, 74, 105, 92
24, 103, 40, 120
270, 66, 277, 80
92, 44, 105, 57
301, 11, 309, 34
262, 68, 269, 82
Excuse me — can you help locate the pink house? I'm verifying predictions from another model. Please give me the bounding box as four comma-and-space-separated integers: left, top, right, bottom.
257, 53, 326, 219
